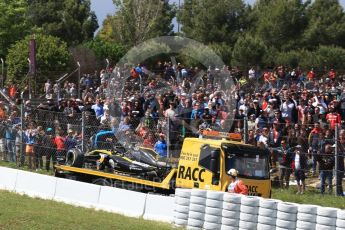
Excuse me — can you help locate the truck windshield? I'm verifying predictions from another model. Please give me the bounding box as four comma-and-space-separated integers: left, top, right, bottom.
223, 145, 270, 179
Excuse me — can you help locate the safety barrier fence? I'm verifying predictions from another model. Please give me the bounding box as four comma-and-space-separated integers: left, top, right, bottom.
1, 166, 344, 230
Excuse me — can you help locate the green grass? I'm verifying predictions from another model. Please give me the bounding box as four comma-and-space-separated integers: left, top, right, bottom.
0, 190, 174, 230
0, 161, 54, 176
272, 187, 345, 209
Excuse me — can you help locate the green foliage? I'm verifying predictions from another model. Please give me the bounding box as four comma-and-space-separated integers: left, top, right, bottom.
251, 0, 308, 51
232, 34, 266, 67
0, 0, 30, 58
6, 34, 70, 84
177, 0, 246, 45
83, 37, 126, 64
98, 0, 176, 47
27, 0, 99, 46
303, 0, 345, 48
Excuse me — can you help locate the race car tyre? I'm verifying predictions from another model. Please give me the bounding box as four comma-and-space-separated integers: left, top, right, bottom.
174, 204, 189, 213
239, 220, 257, 229
188, 211, 205, 220
206, 199, 223, 208
207, 191, 225, 201
297, 204, 319, 214
191, 189, 207, 197
91, 178, 112, 186
337, 219, 345, 228
223, 202, 240, 211
276, 219, 296, 229
205, 207, 222, 216
240, 204, 259, 215
175, 197, 190, 206
223, 193, 242, 203
315, 224, 336, 230
187, 218, 204, 227
277, 211, 297, 221
257, 223, 276, 230
174, 218, 188, 226
296, 220, 316, 230
222, 209, 240, 219
174, 211, 189, 220
317, 207, 338, 218
65, 148, 84, 167
220, 224, 239, 230
258, 207, 277, 217
277, 202, 298, 214
204, 214, 222, 224
258, 216, 277, 225
221, 217, 239, 226
240, 212, 258, 222
241, 196, 260, 207
316, 216, 336, 226
297, 212, 317, 222
189, 203, 206, 212
175, 189, 191, 198
203, 222, 222, 230
190, 196, 206, 205
338, 210, 345, 220
259, 199, 279, 209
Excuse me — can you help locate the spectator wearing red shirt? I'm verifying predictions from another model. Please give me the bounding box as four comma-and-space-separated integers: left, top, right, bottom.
326, 108, 341, 130
328, 69, 336, 81
54, 129, 66, 164
307, 68, 315, 81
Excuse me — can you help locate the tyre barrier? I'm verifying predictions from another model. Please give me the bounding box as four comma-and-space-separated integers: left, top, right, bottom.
297, 204, 319, 230
221, 193, 241, 229
276, 202, 298, 230
239, 196, 260, 229
174, 189, 191, 228
258, 199, 278, 229
187, 189, 207, 229
316, 207, 338, 230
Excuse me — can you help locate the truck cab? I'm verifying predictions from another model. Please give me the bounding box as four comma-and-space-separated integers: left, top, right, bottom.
176, 137, 271, 198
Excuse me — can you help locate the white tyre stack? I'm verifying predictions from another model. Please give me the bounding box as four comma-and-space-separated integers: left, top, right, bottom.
187, 189, 207, 230
174, 188, 191, 228
276, 202, 298, 230
296, 204, 318, 230
239, 196, 260, 230
257, 199, 279, 230
316, 207, 338, 230
337, 209, 345, 230
221, 193, 242, 230
202, 191, 224, 230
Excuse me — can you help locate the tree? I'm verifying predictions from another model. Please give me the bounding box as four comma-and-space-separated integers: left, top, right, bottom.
302, 0, 345, 49
98, 0, 175, 47
231, 34, 266, 68
27, 0, 99, 46
83, 37, 126, 64
0, 0, 30, 58
250, 0, 308, 51
177, 0, 246, 45
6, 34, 70, 85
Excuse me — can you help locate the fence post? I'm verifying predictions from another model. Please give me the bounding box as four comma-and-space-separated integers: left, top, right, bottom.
20, 102, 24, 166
81, 111, 85, 153
243, 116, 248, 144
335, 123, 339, 197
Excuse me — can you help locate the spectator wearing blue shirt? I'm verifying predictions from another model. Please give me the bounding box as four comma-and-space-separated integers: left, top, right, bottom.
91, 99, 104, 119
154, 134, 167, 158
190, 102, 204, 119
64, 129, 78, 151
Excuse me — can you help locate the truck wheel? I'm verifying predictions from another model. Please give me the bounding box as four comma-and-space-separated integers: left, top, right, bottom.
66, 149, 84, 167
92, 178, 112, 186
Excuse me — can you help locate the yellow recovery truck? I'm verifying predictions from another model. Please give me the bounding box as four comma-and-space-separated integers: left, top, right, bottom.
55, 132, 271, 198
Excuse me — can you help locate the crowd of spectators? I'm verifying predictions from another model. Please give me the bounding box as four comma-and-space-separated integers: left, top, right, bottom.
0, 62, 344, 196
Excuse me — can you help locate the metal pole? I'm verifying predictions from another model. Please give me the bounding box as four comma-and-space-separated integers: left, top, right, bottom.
244, 116, 248, 144
81, 111, 85, 153
77, 62, 80, 99
1, 58, 4, 88
27, 58, 31, 99
106, 59, 110, 71
20, 101, 24, 167
177, 0, 181, 33
335, 124, 339, 197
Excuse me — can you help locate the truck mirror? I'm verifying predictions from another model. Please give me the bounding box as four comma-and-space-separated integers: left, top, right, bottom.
210, 149, 220, 185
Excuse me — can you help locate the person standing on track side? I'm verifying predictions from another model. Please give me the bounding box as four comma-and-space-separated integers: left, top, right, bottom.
227, 169, 248, 195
